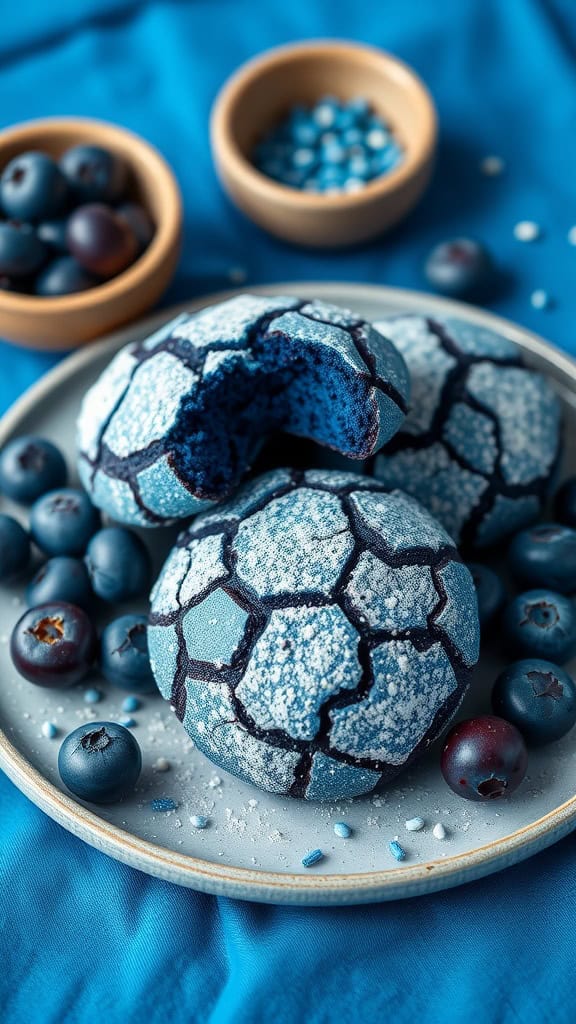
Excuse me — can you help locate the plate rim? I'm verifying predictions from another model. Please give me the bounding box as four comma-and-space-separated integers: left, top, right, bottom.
1, 280, 576, 905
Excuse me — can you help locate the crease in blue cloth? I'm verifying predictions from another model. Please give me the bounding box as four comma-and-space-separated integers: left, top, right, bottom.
1, 2, 576, 1022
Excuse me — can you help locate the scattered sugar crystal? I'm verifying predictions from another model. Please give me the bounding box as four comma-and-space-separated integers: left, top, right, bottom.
480, 155, 505, 176
514, 220, 541, 242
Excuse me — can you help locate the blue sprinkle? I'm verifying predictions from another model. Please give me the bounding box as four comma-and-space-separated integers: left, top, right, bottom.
41, 721, 57, 739
120, 717, 136, 728
190, 814, 209, 829
333, 821, 352, 839
301, 848, 324, 868
122, 696, 141, 712
388, 840, 407, 862
84, 688, 102, 705
342, 127, 364, 147
151, 798, 177, 812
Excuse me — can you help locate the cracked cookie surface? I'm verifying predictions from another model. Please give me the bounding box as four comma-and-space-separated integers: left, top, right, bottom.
148, 469, 480, 800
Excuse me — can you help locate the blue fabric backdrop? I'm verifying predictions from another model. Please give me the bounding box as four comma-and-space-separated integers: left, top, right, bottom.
1, 2, 576, 1021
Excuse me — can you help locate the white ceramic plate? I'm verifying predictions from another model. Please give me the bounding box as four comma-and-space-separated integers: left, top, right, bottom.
1, 283, 576, 906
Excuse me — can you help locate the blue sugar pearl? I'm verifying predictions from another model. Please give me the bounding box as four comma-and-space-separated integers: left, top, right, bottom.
322, 142, 347, 165
292, 148, 316, 170
467, 563, 506, 628
492, 658, 576, 746
292, 121, 319, 147
84, 688, 102, 705
348, 154, 371, 179
190, 814, 209, 829
151, 797, 177, 812
333, 821, 352, 839
346, 96, 370, 119
41, 721, 58, 739
503, 589, 576, 663
342, 128, 364, 147
120, 716, 136, 728
122, 695, 141, 713
301, 848, 324, 868
508, 523, 576, 595
388, 840, 406, 861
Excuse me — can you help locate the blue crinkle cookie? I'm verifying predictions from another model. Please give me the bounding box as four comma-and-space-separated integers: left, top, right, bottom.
76, 294, 409, 526
148, 468, 480, 801
369, 315, 562, 547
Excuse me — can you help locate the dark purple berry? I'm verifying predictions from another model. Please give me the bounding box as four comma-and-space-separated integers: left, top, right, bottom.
100, 614, 156, 693
67, 203, 138, 278
36, 256, 99, 297
30, 487, 100, 556
0, 513, 30, 580
554, 477, 576, 530
0, 151, 68, 221
503, 589, 576, 663
424, 238, 494, 299
10, 601, 97, 688
492, 658, 576, 746
508, 523, 576, 594
116, 202, 154, 252
0, 436, 67, 503
60, 145, 127, 204
58, 721, 141, 803
0, 221, 47, 277
441, 715, 528, 801
84, 527, 151, 603
26, 556, 93, 611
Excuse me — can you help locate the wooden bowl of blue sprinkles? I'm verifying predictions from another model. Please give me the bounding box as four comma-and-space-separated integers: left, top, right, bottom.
211, 40, 437, 248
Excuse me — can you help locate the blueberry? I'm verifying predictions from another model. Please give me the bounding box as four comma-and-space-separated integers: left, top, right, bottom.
466, 562, 506, 627
26, 556, 93, 610
492, 658, 576, 746
503, 589, 576, 663
554, 477, 576, 529
10, 601, 97, 688
0, 436, 67, 503
85, 527, 151, 603
0, 221, 47, 278
0, 151, 68, 221
508, 523, 576, 594
0, 514, 30, 581
30, 488, 100, 556
60, 144, 127, 204
424, 238, 494, 298
100, 614, 157, 693
58, 721, 141, 803
35, 256, 99, 297
67, 203, 138, 278
116, 202, 154, 253
441, 715, 528, 801
37, 218, 69, 252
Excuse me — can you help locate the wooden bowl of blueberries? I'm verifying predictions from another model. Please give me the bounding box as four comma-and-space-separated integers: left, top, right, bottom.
211, 40, 437, 248
0, 117, 182, 350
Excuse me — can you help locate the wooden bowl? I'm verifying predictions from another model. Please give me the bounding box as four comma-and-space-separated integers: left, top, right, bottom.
211, 40, 437, 249
0, 118, 182, 350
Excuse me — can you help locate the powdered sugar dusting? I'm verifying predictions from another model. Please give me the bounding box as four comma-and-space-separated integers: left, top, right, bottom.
330, 641, 458, 764
237, 605, 361, 741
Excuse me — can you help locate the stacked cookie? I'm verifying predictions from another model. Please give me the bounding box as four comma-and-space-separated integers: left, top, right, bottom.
77, 295, 562, 799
